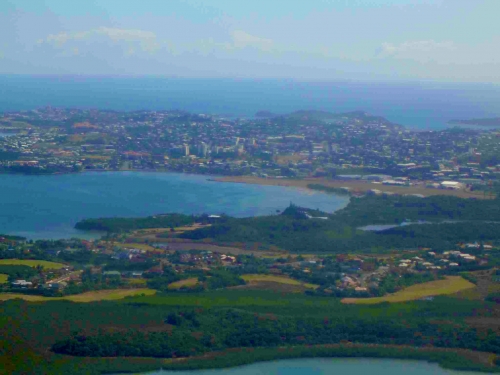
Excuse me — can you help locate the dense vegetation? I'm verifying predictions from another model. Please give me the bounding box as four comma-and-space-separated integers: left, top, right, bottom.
0, 264, 37, 281
180, 203, 500, 253
53, 306, 500, 358
75, 213, 201, 233
307, 184, 351, 196
74, 194, 500, 253
145, 267, 245, 292
2, 290, 499, 374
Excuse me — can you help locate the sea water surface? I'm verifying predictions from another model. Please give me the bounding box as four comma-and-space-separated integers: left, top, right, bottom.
131, 358, 485, 375
0, 171, 348, 240
2, 76, 500, 130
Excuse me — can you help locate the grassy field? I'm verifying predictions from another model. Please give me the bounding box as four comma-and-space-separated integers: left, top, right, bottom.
127, 278, 147, 286
0, 288, 156, 302
241, 274, 319, 289
167, 278, 200, 290
342, 276, 475, 304
0, 259, 66, 269
0, 274, 8, 284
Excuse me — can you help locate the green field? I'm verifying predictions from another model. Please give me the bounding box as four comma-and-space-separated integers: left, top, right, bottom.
0, 259, 66, 270
1, 288, 498, 374
242, 274, 319, 289
0, 288, 156, 302
342, 276, 475, 304
0, 274, 8, 284
167, 278, 200, 290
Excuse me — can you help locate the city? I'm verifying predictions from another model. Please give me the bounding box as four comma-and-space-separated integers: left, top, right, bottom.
0, 107, 498, 198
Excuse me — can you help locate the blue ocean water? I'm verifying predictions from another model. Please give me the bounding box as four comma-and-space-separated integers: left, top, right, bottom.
0, 171, 348, 240
1, 75, 500, 130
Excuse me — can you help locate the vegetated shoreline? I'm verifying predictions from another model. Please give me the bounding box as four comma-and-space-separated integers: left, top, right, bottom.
214, 176, 492, 199
0, 168, 491, 200
65, 344, 500, 374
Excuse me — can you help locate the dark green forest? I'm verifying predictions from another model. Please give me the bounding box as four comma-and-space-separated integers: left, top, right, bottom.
2, 290, 500, 374
74, 194, 500, 253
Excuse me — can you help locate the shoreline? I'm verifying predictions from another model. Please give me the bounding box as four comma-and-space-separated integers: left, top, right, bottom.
0, 169, 493, 200
214, 176, 493, 199
61, 344, 500, 374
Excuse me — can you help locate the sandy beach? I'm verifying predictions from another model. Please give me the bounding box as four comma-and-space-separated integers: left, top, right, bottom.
214, 176, 492, 199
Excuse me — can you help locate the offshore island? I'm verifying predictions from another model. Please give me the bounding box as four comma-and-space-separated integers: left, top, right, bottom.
2, 108, 500, 374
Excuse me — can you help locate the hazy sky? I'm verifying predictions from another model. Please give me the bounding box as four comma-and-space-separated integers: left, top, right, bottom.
1, 0, 499, 82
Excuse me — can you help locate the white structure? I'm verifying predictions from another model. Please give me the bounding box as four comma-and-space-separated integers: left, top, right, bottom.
441, 181, 463, 189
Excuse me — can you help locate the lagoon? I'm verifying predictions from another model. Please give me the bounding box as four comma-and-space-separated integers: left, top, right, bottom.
133, 358, 485, 375
0, 171, 348, 240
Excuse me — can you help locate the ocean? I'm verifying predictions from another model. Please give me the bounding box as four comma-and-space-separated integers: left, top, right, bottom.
1, 75, 500, 130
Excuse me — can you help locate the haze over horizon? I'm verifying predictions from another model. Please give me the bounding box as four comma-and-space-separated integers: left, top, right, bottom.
1, 0, 499, 83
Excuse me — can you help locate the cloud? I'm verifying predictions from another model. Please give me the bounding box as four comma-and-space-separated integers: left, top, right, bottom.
378, 40, 455, 56
230, 30, 274, 51
39, 27, 160, 53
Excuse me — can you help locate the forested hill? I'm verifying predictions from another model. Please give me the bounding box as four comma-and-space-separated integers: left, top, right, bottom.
74, 194, 500, 254
331, 194, 500, 227
180, 196, 500, 253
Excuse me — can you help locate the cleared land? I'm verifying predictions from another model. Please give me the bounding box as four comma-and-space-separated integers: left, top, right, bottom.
111, 242, 157, 252
163, 241, 285, 257
127, 278, 147, 286
241, 274, 319, 289
0, 288, 155, 302
131, 223, 211, 237
0, 274, 8, 284
0, 259, 66, 269
342, 276, 475, 304
216, 176, 492, 199
167, 278, 200, 290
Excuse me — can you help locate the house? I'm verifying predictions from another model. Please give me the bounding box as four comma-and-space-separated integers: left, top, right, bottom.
11, 280, 32, 288
441, 181, 463, 190
44, 282, 67, 290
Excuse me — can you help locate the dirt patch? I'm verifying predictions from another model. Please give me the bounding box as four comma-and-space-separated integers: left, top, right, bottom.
164, 242, 284, 257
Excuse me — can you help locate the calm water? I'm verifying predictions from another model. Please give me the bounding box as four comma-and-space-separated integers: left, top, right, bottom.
1, 76, 500, 130
133, 358, 485, 375
0, 171, 347, 240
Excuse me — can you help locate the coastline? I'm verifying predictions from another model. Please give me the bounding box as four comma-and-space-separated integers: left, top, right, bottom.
0, 168, 492, 200
57, 344, 500, 374
214, 176, 492, 199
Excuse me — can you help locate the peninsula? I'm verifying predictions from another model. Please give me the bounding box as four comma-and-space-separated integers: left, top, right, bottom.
448, 117, 500, 127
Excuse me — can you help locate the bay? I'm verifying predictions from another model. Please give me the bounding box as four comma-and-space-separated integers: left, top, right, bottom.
0, 171, 348, 240
132, 358, 485, 375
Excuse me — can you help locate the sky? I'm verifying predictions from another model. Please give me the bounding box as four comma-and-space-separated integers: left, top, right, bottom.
0, 0, 499, 82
